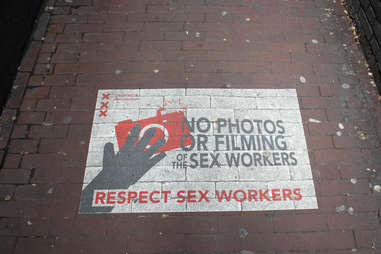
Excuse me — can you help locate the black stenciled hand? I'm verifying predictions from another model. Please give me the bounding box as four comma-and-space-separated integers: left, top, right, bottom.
79, 125, 166, 213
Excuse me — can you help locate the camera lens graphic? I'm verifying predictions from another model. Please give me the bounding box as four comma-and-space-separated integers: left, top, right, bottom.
139, 124, 169, 148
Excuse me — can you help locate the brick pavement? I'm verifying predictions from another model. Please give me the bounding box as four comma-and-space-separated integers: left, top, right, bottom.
1, 0, 381, 253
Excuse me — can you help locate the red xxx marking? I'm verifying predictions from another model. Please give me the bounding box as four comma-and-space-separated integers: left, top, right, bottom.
101, 101, 109, 109
99, 110, 107, 117
102, 93, 110, 100
99, 93, 109, 117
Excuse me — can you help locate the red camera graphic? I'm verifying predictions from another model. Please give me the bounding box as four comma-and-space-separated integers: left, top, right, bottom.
115, 109, 192, 153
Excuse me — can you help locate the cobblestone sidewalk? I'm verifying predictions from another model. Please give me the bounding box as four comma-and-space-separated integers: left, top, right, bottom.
1, 0, 381, 253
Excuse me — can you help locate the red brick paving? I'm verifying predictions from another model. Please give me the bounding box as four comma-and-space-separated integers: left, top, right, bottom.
0, 0, 381, 253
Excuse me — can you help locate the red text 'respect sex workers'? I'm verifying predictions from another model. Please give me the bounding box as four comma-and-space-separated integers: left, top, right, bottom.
93, 188, 303, 205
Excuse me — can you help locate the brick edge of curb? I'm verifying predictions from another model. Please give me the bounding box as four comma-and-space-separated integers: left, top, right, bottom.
0, 0, 52, 168
345, 0, 381, 95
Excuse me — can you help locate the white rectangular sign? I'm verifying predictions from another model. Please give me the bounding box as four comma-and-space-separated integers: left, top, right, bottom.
79, 89, 318, 213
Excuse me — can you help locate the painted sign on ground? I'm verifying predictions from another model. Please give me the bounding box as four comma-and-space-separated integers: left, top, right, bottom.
79, 89, 318, 213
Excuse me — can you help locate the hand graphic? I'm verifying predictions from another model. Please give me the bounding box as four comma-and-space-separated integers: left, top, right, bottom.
79, 125, 166, 213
